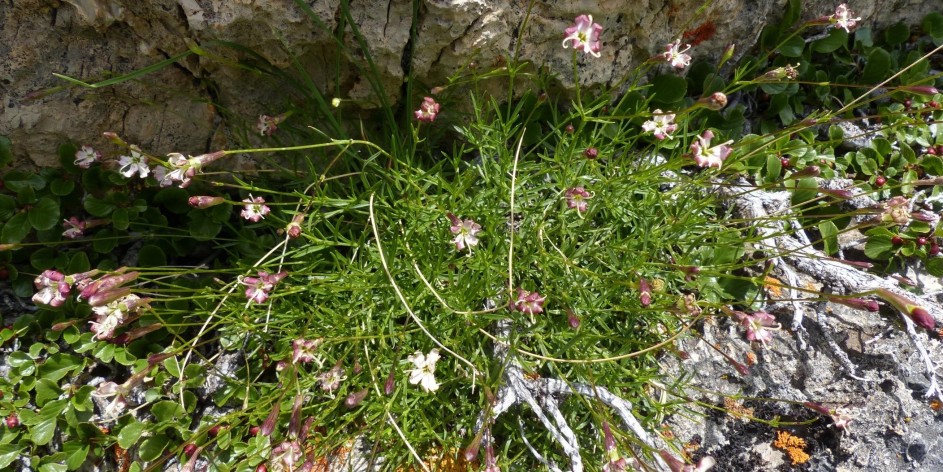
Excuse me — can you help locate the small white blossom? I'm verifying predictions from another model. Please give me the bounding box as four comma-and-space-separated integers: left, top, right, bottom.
406, 349, 440, 392
118, 146, 150, 179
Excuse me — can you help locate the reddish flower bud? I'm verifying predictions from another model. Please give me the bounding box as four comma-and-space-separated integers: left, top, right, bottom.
102, 132, 127, 146
892, 236, 904, 245
727, 357, 750, 376
698, 92, 728, 111
565, 124, 575, 134
584, 147, 599, 159
256, 465, 268, 472
287, 213, 305, 239
566, 309, 581, 329
802, 401, 831, 415
87, 287, 132, 307
249, 426, 261, 437
51, 319, 81, 332
260, 400, 281, 437
930, 244, 941, 256
464, 432, 483, 462
208, 424, 223, 438
183, 443, 198, 457
5, 414, 19, 428
918, 237, 928, 246
288, 395, 304, 439
147, 352, 175, 366
344, 389, 369, 409
910, 307, 936, 330
828, 296, 879, 312
639, 278, 652, 307
900, 85, 940, 96
384, 370, 396, 395
875, 176, 887, 187
818, 188, 854, 199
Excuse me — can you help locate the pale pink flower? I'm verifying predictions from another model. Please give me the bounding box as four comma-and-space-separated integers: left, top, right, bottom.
661, 40, 692, 69
241, 195, 271, 222
642, 109, 678, 140
414, 97, 440, 122
89, 294, 149, 340
160, 150, 225, 188
447, 213, 481, 252
735, 311, 780, 346
830, 4, 861, 32
317, 364, 347, 394
292, 338, 323, 364
406, 349, 440, 393
483, 440, 500, 472
690, 130, 733, 169
270, 440, 303, 471
602, 421, 628, 472
32, 270, 70, 307
74, 145, 101, 168
257, 114, 279, 136
117, 146, 150, 179
62, 217, 86, 239
564, 187, 593, 213
239, 271, 288, 304
562, 14, 603, 57
511, 289, 546, 315
91, 381, 129, 421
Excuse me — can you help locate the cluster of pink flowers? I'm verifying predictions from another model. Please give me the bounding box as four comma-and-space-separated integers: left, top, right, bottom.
32, 269, 152, 342
562, 14, 603, 57
257, 114, 284, 136
415, 97, 441, 122
829, 4, 861, 32
240, 270, 288, 304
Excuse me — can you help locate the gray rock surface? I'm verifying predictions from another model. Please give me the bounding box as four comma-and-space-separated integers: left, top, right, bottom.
3, 0, 943, 167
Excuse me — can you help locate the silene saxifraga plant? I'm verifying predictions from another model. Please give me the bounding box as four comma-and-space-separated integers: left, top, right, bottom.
11, 1, 943, 471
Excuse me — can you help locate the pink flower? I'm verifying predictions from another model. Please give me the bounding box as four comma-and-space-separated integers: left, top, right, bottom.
602, 421, 628, 472
89, 294, 148, 340
562, 15, 603, 57
74, 145, 101, 168
447, 213, 481, 252
511, 289, 546, 315
414, 97, 440, 122
286, 213, 305, 239
188, 196, 225, 209
32, 270, 70, 307
641, 110, 678, 140
241, 195, 271, 222
318, 363, 347, 394
829, 4, 861, 32
735, 311, 780, 346
270, 441, 303, 470
240, 271, 288, 304
483, 439, 500, 472
661, 40, 692, 69
564, 187, 593, 213
257, 114, 280, 136
62, 217, 86, 239
292, 338, 323, 364
690, 130, 733, 169
160, 150, 225, 188
638, 278, 652, 307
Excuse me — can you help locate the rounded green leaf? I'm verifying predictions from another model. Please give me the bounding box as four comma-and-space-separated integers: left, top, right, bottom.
83, 195, 116, 217
92, 228, 120, 253
138, 434, 169, 462
861, 48, 892, 84
117, 420, 147, 449
923, 12, 943, 38
50, 178, 75, 196
28, 197, 60, 230
812, 28, 848, 53
138, 245, 167, 267
777, 35, 805, 57
58, 143, 79, 173
189, 216, 222, 241
2, 212, 31, 243
66, 251, 90, 274
0, 194, 17, 220
4, 170, 46, 192
112, 208, 130, 230
650, 74, 687, 104
30, 247, 56, 270
884, 22, 910, 46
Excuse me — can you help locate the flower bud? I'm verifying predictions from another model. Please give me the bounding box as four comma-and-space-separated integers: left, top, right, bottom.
639, 278, 652, 307
147, 352, 175, 366
287, 213, 305, 239
697, 92, 728, 111
464, 432, 483, 462
344, 389, 369, 409
828, 296, 879, 312
5, 413, 19, 428
51, 319, 81, 331
288, 395, 304, 439
193, 150, 226, 166
719, 43, 735, 67
785, 165, 821, 180
79, 270, 138, 301
188, 196, 225, 209
87, 287, 132, 307
102, 132, 127, 146
584, 147, 599, 159
384, 370, 396, 395
260, 400, 281, 437
910, 307, 936, 330
900, 85, 940, 96
874, 288, 937, 331
818, 188, 854, 200
566, 309, 580, 329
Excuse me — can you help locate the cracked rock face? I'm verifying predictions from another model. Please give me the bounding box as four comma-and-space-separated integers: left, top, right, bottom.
2, 0, 942, 166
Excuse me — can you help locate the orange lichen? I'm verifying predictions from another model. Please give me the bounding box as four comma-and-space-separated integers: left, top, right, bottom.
773, 430, 811, 465
723, 397, 754, 421
682, 21, 717, 46
763, 276, 784, 297
930, 399, 943, 411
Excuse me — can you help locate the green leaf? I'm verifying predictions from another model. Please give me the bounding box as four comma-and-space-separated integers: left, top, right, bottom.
28, 197, 60, 230
884, 22, 910, 46
50, 178, 75, 196
31, 400, 68, 446
0, 194, 15, 220
34, 378, 62, 407
778, 35, 805, 57
923, 155, 943, 174
37, 353, 82, 382
4, 170, 46, 192
0, 444, 24, 469
865, 234, 895, 260
117, 420, 147, 449
83, 195, 116, 217
30, 247, 56, 270
818, 221, 839, 255
63, 442, 89, 471
58, 143, 79, 172
650, 74, 687, 104
0, 136, 12, 167
861, 48, 892, 84
783, 0, 801, 27
66, 251, 90, 274
139, 434, 169, 462
39, 463, 67, 472
92, 228, 121, 253
765, 154, 782, 182
154, 187, 191, 214
923, 12, 943, 38
812, 28, 848, 53
855, 27, 873, 47
151, 400, 185, 423
2, 212, 31, 244
189, 216, 222, 241
138, 245, 167, 267
112, 208, 130, 230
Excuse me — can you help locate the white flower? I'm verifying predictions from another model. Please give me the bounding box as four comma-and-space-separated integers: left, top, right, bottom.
406, 349, 440, 392
89, 294, 139, 340
641, 109, 678, 140
74, 145, 101, 168
91, 381, 128, 421
830, 4, 861, 33
241, 194, 271, 222
118, 146, 150, 178
661, 40, 692, 69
